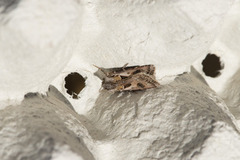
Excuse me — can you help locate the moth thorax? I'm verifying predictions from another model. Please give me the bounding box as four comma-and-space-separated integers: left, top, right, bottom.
113, 75, 121, 81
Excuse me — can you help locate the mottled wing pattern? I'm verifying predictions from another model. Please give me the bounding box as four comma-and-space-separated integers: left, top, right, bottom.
94, 64, 159, 92
114, 73, 160, 91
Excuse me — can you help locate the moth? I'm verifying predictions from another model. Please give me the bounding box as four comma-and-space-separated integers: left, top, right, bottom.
94, 63, 160, 92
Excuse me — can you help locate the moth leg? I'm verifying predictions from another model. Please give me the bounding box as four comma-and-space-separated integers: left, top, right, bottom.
122, 63, 129, 71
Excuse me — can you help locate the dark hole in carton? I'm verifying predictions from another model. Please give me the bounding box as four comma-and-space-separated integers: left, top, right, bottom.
64, 72, 85, 99
202, 54, 224, 78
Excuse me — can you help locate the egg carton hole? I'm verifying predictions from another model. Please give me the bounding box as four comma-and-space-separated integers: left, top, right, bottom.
202, 53, 224, 78
64, 72, 86, 99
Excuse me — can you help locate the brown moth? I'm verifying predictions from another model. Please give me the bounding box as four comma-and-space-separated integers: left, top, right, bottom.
94, 64, 160, 92
94, 63, 155, 81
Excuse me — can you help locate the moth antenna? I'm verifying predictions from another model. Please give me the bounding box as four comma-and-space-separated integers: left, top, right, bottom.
93, 64, 101, 69
93, 64, 108, 76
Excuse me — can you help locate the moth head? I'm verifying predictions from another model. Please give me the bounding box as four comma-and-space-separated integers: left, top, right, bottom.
93, 65, 110, 80
102, 81, 117, 90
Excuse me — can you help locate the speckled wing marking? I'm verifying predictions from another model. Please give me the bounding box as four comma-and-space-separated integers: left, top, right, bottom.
94, 64, 155, 79
94, 64, 160, 92
114, 73, 160, 91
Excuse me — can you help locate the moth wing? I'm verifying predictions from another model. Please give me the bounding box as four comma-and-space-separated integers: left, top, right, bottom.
117, 73, 159, 91
99, 64, 156, 78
